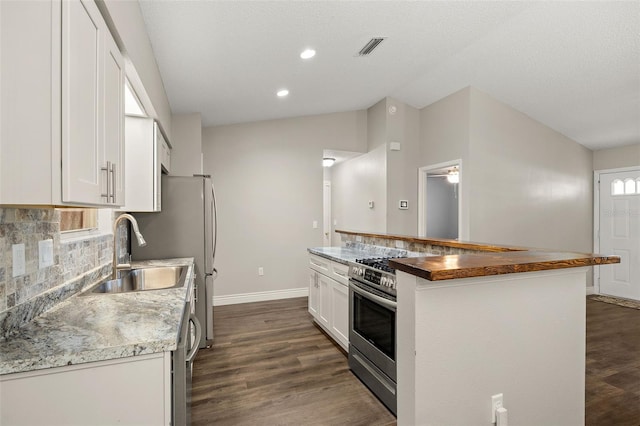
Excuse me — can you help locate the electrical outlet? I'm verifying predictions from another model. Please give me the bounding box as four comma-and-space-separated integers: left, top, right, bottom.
39, 239, 54, 269
491, 393, 504, 423
12, 244, 25, 277
395, 240, 405, 249
312, 220, 318, 229
258, 267, 264, 276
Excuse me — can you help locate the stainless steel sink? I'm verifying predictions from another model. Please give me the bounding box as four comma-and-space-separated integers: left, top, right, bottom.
85, 266, 188, 294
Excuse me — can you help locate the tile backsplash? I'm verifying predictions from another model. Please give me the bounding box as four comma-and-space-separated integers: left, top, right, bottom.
0, 207, 128, 339
338, 232, 488, 255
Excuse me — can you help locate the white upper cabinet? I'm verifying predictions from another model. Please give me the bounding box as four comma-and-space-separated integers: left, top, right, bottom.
0, 0, 61, 204
0, 0, 124, 207
122, 117, 169, 212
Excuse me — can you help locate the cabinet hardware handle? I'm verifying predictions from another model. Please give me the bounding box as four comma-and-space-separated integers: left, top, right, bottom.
110, 162, 116, 203
101, 162, 110, 200
106, 161, 112, 202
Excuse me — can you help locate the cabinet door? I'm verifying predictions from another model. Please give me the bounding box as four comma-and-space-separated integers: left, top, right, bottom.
318, 274, 332, 329
154, 123, 164, 210
103, 30, 124, 206
308, 270, 319, 318
0, 0, 60, 204
330, 281, 349, 350
61, 0, 104, 204
123, 116, 159, 212
0, 353, 170, 425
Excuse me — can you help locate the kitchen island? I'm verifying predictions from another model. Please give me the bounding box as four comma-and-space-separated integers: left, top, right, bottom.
336, 230, 619, 426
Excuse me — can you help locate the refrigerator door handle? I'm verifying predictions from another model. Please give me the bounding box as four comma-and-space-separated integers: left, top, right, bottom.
210, 183, 217, 270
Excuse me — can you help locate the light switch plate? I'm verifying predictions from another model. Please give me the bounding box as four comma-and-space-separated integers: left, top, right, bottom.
39, 239, 54, 269
12, 244, 25, 277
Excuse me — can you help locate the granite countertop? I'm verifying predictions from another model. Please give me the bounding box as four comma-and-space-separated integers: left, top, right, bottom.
308, 243, 423, 264
390, 251, 620, 281
0, 258, 194, 376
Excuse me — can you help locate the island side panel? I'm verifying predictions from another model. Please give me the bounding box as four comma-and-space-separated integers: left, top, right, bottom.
397, 268, 587, 425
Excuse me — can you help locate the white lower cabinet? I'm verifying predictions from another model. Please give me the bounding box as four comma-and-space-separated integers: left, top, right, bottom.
308, 254, 349, 351
309, 269, 319, 317
330, 280, 349, 347
0, 352, 171, 425
318, 274, 332, 330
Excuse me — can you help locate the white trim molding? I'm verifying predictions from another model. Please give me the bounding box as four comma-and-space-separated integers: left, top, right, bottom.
213, 287, 309, 306
418, 159, 465, 240
593, 166, 640, 296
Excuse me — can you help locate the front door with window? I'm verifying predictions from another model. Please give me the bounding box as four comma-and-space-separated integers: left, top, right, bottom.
599, 169, 640, 300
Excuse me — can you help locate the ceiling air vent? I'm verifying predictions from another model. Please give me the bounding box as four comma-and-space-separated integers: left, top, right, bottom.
357, 37, 386, 56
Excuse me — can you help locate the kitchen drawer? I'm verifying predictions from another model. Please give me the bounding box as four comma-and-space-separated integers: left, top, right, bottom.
309, 254, 330, 275
330, 262, 349, 286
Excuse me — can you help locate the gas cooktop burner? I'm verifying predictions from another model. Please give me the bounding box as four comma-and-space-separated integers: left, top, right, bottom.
355, 257, 399, 273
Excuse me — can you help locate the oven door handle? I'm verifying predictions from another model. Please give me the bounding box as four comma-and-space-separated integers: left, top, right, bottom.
350, 282, 397, 310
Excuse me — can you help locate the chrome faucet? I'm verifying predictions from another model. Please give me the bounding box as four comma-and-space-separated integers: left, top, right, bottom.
113, 213, 147, 279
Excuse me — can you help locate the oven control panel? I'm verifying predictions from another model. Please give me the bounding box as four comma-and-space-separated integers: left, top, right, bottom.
349, 260, 397, 293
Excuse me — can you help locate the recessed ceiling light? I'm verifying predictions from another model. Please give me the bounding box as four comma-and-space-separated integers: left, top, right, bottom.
277, 89, 289, 97
300, 49, 316, 59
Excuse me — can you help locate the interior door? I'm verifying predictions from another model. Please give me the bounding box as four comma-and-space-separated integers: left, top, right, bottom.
599, 169, 640, 300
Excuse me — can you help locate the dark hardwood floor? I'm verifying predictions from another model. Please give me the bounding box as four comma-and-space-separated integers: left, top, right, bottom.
585, 298, 640, 426
192, 297, 640, 426
191, 297, 395, 426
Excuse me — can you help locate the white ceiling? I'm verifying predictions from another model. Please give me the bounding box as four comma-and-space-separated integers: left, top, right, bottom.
138, 0, 640, 151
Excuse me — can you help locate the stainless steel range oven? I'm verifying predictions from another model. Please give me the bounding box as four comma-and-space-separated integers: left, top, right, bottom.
348, 257, 399, 415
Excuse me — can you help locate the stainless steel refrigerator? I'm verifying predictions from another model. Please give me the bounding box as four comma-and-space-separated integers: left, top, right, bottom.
132, 175, 216, 348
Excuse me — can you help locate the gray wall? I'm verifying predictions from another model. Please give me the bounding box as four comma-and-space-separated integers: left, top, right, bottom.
332, 97, 420, 239
202, 111, 367, 298
332, 145, 387, 240
386, 98, 421, 236
367, 99, 387, 151
417, 87, 593, 253
170, 113, 202, 176
419, 88, 471, 238
467, 88, 593, 252
593, 144, 640, 170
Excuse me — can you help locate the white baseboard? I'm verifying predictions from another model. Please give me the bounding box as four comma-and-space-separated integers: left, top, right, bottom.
213, 287, 309, 306
586, 286, 595, 295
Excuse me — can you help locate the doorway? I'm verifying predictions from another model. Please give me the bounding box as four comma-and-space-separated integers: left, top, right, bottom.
594, 167, 640, 300
323, 181, 331, 246
418, 160, 462, 239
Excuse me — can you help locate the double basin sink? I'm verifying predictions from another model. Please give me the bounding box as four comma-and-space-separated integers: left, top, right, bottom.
83, 266, 188, 295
